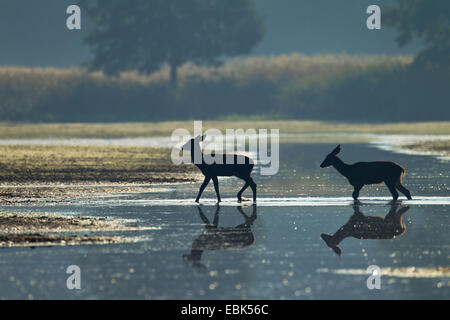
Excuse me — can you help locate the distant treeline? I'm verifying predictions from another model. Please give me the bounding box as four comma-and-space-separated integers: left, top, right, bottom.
0, 54, 448, 122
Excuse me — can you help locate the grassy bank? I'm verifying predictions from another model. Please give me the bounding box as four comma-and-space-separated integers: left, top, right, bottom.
1, 54, 448, 122
1, 120, 449, 139
0, 145, 199, 184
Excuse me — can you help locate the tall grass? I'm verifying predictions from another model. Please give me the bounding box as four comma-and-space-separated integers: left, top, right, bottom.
0, 53, 448, 122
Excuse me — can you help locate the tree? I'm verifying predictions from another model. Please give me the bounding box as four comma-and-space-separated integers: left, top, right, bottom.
78, 0, 264, 87
384, 0, 450, 68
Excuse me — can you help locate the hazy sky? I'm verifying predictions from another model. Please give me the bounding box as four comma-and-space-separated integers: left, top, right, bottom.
0, 0, 421, 67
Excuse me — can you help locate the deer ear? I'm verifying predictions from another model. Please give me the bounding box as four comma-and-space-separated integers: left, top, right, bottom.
194, 135, 203, 141
331, 144, 341, 155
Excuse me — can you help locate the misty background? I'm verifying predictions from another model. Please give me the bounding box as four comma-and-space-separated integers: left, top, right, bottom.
0, 0, 447, 123
0, 0, 421, 67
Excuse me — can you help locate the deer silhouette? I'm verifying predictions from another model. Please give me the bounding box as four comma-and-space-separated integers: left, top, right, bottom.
183, 205, 257, 269
321, 203, 410, 255
320, 145, 412, 201
181, 135, 257, 203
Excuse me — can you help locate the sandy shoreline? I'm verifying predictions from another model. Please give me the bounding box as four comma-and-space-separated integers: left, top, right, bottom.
0, 211, 157, 248
398, 140, 450, 158
0, 183, 194, 205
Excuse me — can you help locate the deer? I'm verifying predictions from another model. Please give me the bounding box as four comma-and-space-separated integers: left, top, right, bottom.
321, 203, 409, 255
320, 145, 412, 201
183, 205, 257, 269
181, 135, 257, 203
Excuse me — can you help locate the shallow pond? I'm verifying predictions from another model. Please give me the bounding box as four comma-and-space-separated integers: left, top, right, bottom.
0, 143, 448, 299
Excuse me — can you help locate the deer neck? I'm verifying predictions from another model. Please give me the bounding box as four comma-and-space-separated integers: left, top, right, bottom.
333, 157, 351, 178
190, 143, 204, 165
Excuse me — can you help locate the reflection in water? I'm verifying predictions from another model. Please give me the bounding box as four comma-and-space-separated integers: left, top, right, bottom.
183, 205, 257, 269
321, 203, 410, 256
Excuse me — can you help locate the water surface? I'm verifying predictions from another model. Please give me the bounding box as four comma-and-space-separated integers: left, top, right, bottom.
0, 143, 448, 299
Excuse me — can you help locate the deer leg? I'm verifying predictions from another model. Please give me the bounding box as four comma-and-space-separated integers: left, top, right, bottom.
352, 185, 363, 201
212, 176, 221, 203
236, 204, 257, 226
212, 204, 220, 226
249, 177, 257, 202
196, 206, 211, 226
386, 182, 399, 201
237, 181, 250, 203
385, 204, 410, 222
384, 203, 399, 220
396, 182, 412, 200
195, 176, 211, 203
235, 206, 250, 228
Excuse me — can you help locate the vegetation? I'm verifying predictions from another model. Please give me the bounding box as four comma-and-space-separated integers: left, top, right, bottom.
385, 0, 450, 69
0, 1, 448, 123
0, 120, 446, 139
2, 54, 448, 122
0, 120, 449, 139
78, 0, 264, 87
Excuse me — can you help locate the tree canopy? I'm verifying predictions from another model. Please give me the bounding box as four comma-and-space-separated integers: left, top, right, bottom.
385, 0, 450, 68
78, 0, 265, 85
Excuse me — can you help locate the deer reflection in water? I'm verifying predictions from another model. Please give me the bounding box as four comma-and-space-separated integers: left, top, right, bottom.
321, 203, 410, 256
183, 205, 257, 269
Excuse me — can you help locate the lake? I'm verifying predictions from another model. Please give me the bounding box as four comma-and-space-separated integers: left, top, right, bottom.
0, 142, 448, 299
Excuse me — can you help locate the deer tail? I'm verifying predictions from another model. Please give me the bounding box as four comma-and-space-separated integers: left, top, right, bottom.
398, 164, 406, 182
400, 165, 406, 176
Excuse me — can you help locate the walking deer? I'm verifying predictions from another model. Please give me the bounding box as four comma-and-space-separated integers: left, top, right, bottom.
181, 135, 257, 203
321, 203, 409, 255
320, 145, 412, 201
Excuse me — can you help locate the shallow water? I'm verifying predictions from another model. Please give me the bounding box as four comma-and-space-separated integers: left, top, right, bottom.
0, 143, 448, 299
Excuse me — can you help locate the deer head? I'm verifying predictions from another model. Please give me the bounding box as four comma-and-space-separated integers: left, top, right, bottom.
181, 135, 207, 152
320, 144, 341, 168
181, 135, 207, 164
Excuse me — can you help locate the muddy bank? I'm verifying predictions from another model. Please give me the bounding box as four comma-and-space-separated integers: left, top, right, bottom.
0, 234, 133, 247
0, 145, 201, 202
399, 140, 450, 158
0, 145, 199, 183
0, 211, 155, 247
0, 184, 187, 204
